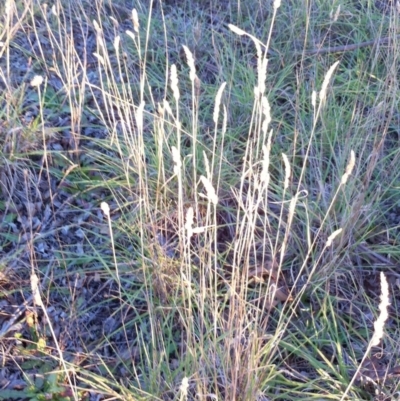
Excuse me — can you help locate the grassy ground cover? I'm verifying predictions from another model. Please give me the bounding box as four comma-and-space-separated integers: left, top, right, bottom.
0, 0, 400, 400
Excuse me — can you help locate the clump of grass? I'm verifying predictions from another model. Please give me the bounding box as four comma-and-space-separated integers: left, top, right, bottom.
1, 0, 399, 400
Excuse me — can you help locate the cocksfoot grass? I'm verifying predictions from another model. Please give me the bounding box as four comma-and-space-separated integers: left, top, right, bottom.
0, 0, 399, 400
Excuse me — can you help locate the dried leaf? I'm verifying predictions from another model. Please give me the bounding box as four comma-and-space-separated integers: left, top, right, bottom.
274, 285, 292, 302
248, 260, 277, 281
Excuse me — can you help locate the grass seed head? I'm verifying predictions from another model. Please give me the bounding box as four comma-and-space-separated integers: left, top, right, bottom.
319, 61, 340, 103
200, 175, 218, 205
341, 150, 356, 184
30, 75, 43, 87
182, 45, 196, 82
170, 64, 180, 102
214, 82, 227, 124
326, 228, 342, 247
132, 9, 139, 33
371, 272, 390, 346
101, 202, 110, 217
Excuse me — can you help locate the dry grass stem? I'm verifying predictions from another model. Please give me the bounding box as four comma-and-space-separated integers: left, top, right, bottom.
282, 153, 290, 190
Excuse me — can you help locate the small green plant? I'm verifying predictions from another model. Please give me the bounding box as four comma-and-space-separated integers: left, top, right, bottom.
25, 372, 74, 401
0, 372, 75, 401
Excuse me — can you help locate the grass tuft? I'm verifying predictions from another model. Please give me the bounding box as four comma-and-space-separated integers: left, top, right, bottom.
0, 0, 399, 400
